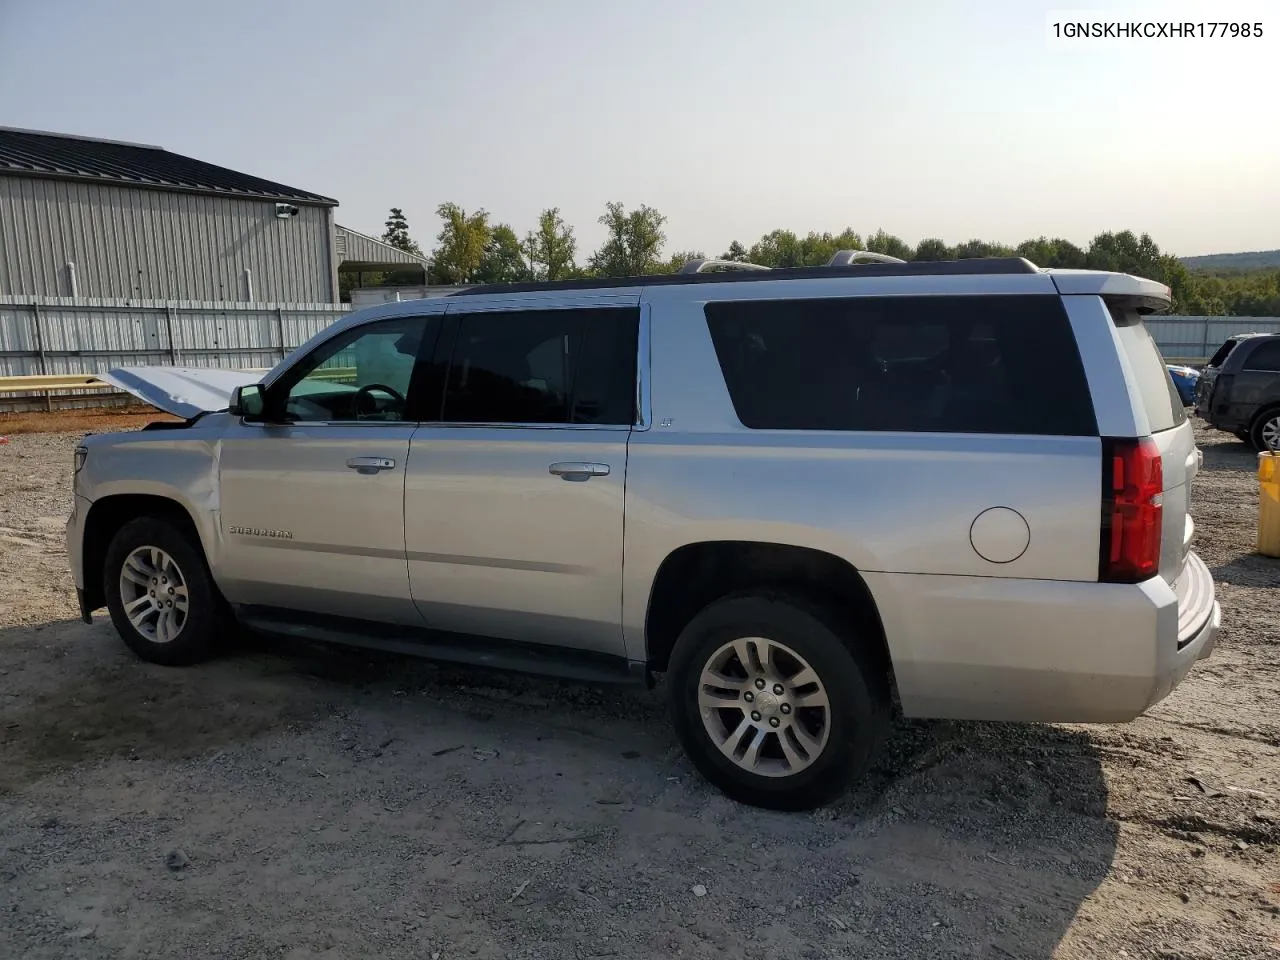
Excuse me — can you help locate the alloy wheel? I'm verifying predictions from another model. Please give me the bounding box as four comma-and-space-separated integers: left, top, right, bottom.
697, 636, 831, 778
118, 545, 190, 644
1261, 415, 1280, 451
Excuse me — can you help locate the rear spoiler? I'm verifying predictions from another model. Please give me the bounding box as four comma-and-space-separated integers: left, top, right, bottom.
1046, 270, 1172, 314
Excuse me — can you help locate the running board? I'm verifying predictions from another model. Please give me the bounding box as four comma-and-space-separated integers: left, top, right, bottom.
236, 606, 648, 687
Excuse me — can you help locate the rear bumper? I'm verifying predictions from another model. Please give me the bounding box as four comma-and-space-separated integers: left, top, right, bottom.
866, 552, 1219, 723
1152, 550, 1219, 704
1202, 416, 1248, 433
1198, 401, 1253, 433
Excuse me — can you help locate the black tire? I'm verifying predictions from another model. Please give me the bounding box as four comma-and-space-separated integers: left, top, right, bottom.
1250, 408, 1280, 453
103, 515, 228, 666
667, 591, 888, 811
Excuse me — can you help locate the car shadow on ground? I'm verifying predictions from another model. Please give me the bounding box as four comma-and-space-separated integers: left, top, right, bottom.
1198, 434, 1259, 472
1, 618, 1117, 959
1210, 554, 1280, 589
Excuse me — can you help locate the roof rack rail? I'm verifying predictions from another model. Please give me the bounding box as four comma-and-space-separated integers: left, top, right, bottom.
678, 258, 771, 274
827, 249, 907, 266
451, 257, 1041, 297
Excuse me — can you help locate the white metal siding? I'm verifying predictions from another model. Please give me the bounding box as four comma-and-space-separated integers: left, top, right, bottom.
348, 285, 468, 307
0, 296, 348, 379
0, 176, 334, 302
334, 224, 431, 268
1145, 316, 1280, 362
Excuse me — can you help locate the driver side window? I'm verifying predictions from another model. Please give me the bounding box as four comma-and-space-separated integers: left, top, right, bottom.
275, 316, 431, 423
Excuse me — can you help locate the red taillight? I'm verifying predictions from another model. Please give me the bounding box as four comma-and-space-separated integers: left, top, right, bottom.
1100, 437, 1163, 583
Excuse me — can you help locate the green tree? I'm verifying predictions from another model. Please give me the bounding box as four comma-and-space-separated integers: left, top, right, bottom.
1086, 230, 1154, 274
1157, 256, 1197, 313
1082, 231, 1200, 311
747, 230, 803, 267
864, 229, 913, 261
831, 228, 864, 251
913, 238, 953, 261
1216, 270, 1280, 315
658, 250, 706, 274
952, 239, 1015, 259
528, 207, 578, 280
431, 202, 491, 283
730, 229, 863, 268
474, 223, 530, 283
589, 202, 668, 276
388, 202, 1280, 317
1015, 237, 1087, 268
381, 207, 423, 256
798, 231, 850, 266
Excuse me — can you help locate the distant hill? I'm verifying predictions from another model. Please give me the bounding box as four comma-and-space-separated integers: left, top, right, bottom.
1180, 249, 1280, 272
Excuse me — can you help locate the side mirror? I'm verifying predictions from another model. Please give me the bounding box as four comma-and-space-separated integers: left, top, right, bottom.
228, 384, 267, 420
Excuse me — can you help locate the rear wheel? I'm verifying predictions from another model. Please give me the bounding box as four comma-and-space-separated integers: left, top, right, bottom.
667, 592, 888, 811
104, 516, 228, 666
1250, 409, 1280, 452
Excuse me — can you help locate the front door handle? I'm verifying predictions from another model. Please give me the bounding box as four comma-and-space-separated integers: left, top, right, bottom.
346, 456, 396, 472
549, 461, 610, 481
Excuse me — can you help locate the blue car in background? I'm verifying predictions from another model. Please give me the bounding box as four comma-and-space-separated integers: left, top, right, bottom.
1167, 364, 1200, 406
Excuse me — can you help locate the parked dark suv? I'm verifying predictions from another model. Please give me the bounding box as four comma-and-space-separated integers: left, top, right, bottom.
1195, 333, 1280, 450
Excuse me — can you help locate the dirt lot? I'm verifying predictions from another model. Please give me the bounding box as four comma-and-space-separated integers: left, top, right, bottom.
1, 418, 1277, 960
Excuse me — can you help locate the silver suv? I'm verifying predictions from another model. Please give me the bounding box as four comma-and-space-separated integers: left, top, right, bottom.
67, 253, 1220, 810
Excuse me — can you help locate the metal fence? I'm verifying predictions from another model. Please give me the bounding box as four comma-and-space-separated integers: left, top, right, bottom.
1147, 316, 1280, 364
0, 296, 349, 410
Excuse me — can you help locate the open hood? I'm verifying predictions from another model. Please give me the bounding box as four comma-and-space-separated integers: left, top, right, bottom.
101, 366, 261, 420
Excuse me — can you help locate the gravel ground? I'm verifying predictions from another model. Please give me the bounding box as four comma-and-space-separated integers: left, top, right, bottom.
1, 416, 1277, 960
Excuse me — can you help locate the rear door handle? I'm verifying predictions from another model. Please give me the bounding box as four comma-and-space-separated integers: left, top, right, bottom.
346, 456, 396, 471
549, 461, 610, 481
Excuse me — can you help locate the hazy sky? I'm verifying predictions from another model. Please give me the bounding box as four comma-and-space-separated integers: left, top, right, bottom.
1, 0, 1276, 258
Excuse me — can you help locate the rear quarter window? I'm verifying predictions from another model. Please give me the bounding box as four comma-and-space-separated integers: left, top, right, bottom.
1109, 308, 1185, 433
705, 294, 1098, 436
1241, 339, 1280, 372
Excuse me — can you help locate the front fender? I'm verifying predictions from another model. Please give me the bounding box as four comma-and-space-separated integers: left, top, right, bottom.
78, 435, 225, 575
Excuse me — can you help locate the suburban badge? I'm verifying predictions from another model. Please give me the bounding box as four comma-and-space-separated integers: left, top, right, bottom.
227, 525, 293, 540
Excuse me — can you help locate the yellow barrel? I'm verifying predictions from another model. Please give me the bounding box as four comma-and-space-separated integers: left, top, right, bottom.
1260, 452, 1280, 558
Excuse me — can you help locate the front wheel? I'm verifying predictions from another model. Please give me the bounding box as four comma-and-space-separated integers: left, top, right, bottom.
1251, 410, 1280, 452
103, 516, 228, 666
667, 592, 888, 811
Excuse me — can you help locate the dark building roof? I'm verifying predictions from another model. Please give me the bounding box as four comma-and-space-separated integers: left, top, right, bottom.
0, 127, 337, 205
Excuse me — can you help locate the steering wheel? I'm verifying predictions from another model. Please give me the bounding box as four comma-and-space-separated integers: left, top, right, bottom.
354, 383, 406, 416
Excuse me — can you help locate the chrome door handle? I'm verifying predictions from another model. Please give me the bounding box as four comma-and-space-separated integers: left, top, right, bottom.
346, 456, 396, 471
549, 461, 610, 481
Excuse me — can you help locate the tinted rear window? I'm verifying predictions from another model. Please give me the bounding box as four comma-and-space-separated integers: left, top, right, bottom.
1242, 339, 1280, 372
1110, 309, 1185, 432
705, 295, 1097, 435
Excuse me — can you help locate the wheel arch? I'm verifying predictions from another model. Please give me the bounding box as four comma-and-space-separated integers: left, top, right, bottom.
81, 494, 208, 614
642, 540, 897, 701
1249, 403, 1280, 450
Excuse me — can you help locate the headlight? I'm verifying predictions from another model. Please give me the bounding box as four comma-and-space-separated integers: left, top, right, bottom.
74, 445, 88, 473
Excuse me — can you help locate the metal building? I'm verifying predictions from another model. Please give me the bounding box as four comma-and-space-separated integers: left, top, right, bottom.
0, 127, 429, 304
334, 224, 431, 281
